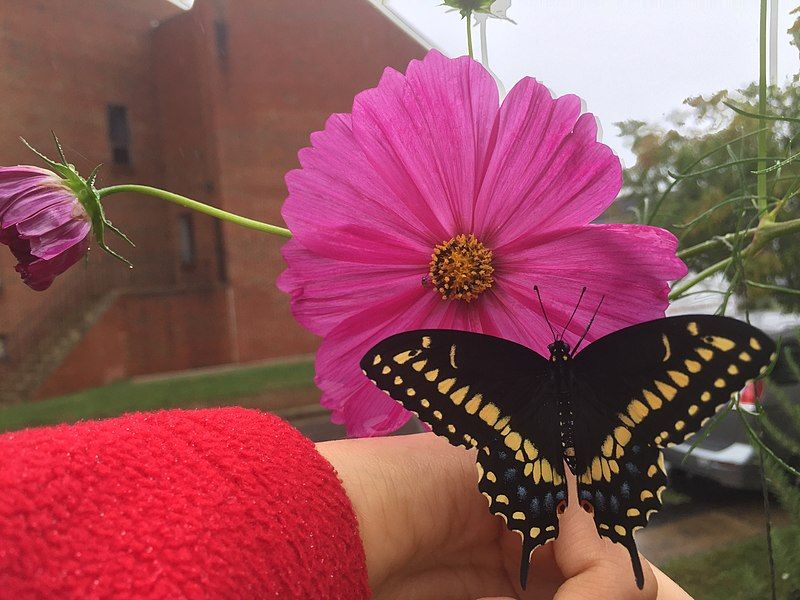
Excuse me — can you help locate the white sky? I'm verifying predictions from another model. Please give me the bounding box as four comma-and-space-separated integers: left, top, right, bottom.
382, 1, 799, 166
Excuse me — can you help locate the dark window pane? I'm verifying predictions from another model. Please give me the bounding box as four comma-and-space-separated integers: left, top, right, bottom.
107, 104, 131, 165
178, 213, 196, 268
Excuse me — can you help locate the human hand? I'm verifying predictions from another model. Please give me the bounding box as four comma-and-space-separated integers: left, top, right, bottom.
317, 432, 691, 600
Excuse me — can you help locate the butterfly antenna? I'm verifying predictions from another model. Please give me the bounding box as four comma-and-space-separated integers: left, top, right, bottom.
560, 286, 587, 340
571, 294, 605, 356
534, 285, 558, 341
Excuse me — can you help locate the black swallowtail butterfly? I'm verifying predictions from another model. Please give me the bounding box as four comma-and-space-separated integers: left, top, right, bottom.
360, 312, 775, 590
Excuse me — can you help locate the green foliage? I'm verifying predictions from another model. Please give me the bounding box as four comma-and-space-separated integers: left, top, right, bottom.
0, 359, 316, 433
663, 526, 800, 600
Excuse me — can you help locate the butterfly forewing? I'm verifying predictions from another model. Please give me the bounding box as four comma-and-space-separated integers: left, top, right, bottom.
570, 315, 776, 586
360, 330, 566, 587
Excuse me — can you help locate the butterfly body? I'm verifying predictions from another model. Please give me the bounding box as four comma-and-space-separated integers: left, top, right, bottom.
360, 315, 776, 590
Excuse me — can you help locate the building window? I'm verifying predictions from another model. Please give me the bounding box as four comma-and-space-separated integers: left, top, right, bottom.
178, 213, 196, 269
107, 104, 131, 166
214, 20, 229, 64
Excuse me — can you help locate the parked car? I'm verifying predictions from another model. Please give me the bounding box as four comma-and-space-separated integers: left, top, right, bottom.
663, 325, 800, 490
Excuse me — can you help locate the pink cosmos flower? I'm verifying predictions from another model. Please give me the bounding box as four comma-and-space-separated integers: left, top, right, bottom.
279, 50, 687, 437
0, 165, 90, 291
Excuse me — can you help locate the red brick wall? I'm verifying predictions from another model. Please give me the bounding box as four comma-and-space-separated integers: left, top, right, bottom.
2, 0, 427, 398
155, 0, 428, 362
37, 288, 235, 398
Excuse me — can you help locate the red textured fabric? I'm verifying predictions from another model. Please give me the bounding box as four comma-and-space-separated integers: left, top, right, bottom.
0, 408, 370, 599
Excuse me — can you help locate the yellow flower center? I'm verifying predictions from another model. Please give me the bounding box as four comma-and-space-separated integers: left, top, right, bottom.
428, 234, 494, 302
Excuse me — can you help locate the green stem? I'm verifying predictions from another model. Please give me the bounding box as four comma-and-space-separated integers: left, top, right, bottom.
97, 184, 292, 238
669, 257, 732, 300
466, 10, 474, 58
758, 0, 768, 213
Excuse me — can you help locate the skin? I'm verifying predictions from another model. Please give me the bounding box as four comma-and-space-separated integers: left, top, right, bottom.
317, 432, 692, 600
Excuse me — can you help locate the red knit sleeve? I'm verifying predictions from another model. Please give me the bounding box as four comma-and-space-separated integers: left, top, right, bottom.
0, 407, 370, 599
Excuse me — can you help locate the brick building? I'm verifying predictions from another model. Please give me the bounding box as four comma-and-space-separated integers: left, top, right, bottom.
0, 0, 427, 401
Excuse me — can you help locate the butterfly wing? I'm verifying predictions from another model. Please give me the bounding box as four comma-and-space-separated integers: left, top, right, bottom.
570, 315, 776, 588
361, 330, 566, 589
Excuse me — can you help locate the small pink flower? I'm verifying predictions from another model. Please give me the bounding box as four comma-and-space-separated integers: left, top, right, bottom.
0, 166, 90, 291
279, 50, 687, 437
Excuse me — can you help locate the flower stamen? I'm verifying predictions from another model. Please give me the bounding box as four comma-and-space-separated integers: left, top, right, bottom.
429, 233, 494, 302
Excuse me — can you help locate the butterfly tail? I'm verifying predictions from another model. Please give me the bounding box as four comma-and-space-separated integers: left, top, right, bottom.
624, 538, 645, 590
519, 541, 533, 591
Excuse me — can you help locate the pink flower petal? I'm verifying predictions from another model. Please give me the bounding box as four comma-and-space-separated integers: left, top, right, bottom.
277, 239, 426, 337
496, 224, 687, 349
476, 78, 621, 243
351, 50, 499, 237
315, 284, 481, 437
16, 199, 78, 237
283, 112, 435, 261
16, 236, 89, 291
28, 219, 90, 260
1, 187, 75, 228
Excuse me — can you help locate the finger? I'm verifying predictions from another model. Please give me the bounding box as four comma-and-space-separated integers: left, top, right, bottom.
552, 467, 658, 598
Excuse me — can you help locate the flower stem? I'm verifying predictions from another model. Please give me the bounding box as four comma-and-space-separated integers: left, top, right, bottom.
466, 10, 474, 58
97, 184, 292, 238
758, 0, 768, 214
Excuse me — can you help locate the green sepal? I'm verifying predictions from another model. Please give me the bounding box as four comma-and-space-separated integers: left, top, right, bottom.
21, 134, 134, 267
442, 0, 493, 18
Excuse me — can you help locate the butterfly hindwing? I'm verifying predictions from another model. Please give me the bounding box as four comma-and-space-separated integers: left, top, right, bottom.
361, 330, 566, 588
570, 315, 776, 587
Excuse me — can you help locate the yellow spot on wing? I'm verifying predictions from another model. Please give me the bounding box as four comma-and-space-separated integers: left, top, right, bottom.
601, 436, 614, 457
406, 388, 415, 396
432, 410, 443, 420
438, 378, 456, 394
465, 394, 483, 414
655, 380, 677, 401
641, 490, 654, 500
412, 359, 427, 371
505, 432, 522, 451
450, 386, 470, 405
541, 459, 552, 482
494, 416, 510, 430
614, 427, 632, 446
675, 420, 685, 431
728, 364, 739, 375
687, 322, 699, 336
382, 366, 391, 375
591, 457, 602, 480
422, 336, 431, 348
530, 527, 541, 537
449, 345, 458, 369
513, 511, 525, 520
601, 458, 611, 481
701, 391, 711, 402
627, 508, 640, 517
425, 369, 439, 382
496, 495, 509, 505
373, 355, 382, 365
533, 461, 541, 483
714, 378, 726, 388
420, 399, 430, 408
524, 463, 533, 476
643, 390, 662, 409
614, 525, 627, 536
668, 371, 690, 388
447, 424, 456, 433
394, 376, 403, 385
685, 359, 702, 373
696, 347, 714, 361
688, 405, 698, 416
486, 471, 497, 482
479, 403, 500, 425
393, 350, 419, 364
627, 399, 649, 423
661, 335, 672, 362
706, 336, 735, 351
739, 351, 752, 362
524, 439, 538, 460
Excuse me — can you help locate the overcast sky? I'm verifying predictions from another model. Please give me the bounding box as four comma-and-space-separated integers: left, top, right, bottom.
382, 1, 799, 166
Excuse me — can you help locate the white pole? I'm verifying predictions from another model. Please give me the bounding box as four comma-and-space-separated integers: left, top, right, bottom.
769, 0, 779, 85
